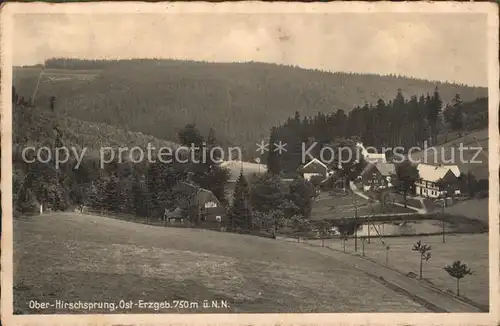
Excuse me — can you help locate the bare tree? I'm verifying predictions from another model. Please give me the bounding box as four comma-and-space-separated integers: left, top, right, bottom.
444, 260, 473, 297
412, 240, 432, 279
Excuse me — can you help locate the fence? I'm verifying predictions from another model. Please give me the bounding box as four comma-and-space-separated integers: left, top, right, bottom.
79, 207, 225, 231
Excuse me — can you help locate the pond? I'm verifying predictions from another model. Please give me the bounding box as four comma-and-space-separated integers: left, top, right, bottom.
354, 220, 450, 237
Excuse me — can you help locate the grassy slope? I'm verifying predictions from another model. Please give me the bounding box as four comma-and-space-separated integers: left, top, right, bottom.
14, 213, 429, 313
13, 61, 488, 153
408, 129, 489, 179
310, 191, 414, 220
306, 234, 489, 307
444, 198, 489, 225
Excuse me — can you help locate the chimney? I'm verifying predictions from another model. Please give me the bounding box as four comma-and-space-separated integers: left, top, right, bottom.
186, 171, 194, 183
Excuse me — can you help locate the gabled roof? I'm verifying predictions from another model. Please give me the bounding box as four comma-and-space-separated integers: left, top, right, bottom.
356, 142, 387, 163
303, 158, 328, 170
376, 163, 396, 176
417, 164, 460, 183
360, 163, 374, 177
361, 163, 395, 177
444, 165, 461, 177
301, 158, 329, 174
364, 154, 387, 164
175, 181, 224, 209
167, 206, 183, 219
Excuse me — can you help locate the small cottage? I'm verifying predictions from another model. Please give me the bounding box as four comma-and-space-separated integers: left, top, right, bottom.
169, 181, 226, 226
359, 162, 396, 191
299, 158, 333, 181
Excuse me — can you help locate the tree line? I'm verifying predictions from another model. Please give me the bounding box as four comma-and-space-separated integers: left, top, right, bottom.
266, 88, 487, 176
13, 89, 317, 235
16, 58, 486, 162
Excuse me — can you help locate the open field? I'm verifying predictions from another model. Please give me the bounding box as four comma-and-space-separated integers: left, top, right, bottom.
14, 213, 433, 313
311, 191, 414, 220
220, 160, 267, 181
13, 67, 102, 104
305, 233, 489, 308
444, 198, 489, 225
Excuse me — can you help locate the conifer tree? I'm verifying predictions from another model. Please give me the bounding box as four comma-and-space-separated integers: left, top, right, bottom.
451, 94, 465, 136
228, 170, 251, 229
267, 127, 281, 176
250, 174, 284, 214
104, 173, 120, 213
132, 173, 149, 217
287, 176, 314, 218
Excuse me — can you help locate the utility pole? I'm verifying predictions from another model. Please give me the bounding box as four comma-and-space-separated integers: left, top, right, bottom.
351, 192, 358, 252
442, 198, 446, 243
354, 203, 358, 252
362, 237, 365, 256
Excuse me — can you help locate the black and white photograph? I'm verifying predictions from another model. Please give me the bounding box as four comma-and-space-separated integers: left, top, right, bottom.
1, 2, 499, 325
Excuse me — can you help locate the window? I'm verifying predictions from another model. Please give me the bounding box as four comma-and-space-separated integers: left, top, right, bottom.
216, 216, 222, 222
204, 201, 217, 208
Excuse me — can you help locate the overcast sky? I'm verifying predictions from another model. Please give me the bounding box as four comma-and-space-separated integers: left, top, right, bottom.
13, 13, 488, 86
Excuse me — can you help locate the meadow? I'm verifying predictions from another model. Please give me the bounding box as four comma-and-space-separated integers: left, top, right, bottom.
13, 213, 432, 314
310, 191, 414, 221
305, 233, 489, 309
443, 198, 489, 224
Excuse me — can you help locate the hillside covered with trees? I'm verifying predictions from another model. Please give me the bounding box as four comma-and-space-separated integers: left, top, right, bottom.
12, 98, 318, 237
13, 59, 487, 158
267, 88, 488, 177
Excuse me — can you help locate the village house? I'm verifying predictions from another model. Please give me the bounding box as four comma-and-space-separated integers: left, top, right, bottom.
167, 181, 226, 227
356, 142, 387, 164
299, 158, 334, 181
359, 162, 396, 191
415, 164, 461, 199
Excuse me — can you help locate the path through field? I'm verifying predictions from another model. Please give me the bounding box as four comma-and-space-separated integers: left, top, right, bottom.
13, 213, 482, 314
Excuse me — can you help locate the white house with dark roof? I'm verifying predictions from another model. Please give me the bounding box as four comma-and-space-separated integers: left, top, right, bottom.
299, 158, 333, 181
415, 164, 461, 198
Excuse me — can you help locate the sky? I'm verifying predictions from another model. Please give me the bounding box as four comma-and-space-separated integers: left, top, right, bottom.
12, 13, 488, 87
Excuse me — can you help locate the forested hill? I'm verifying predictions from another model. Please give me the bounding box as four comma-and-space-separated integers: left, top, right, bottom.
14, 59, 487, 158
13, 105, 177, 156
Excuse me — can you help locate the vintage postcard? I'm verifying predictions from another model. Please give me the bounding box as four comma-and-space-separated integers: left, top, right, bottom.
1, 1, 499, 325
